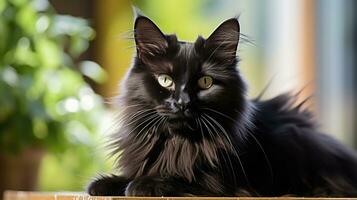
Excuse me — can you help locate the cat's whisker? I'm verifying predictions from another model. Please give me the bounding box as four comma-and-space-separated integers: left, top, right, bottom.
218, 150, 239, 188
200, 116, 222, 167
152, 116, 164, 134
155, 116, 167, 136
119, 109, 155, 124
116, 103, 149, 113
112, 104, 149, 122
125, 45, 137, 50
240, 33, 256, 46
195, 117, 204, 139
112, 111, 151, 131
103, 96, 120, 105
161, 117, 168, 130
145, 114, 163, 134
135, 114, 162, 141
202, 113, 248, 187
201, 114, 248, 185
201, 114, 237, 164
203, 113, 235, 151
200, 115, 216, 141
201, 114, 230, 148
118, 29, 135, 39
201, 117, 229, 155
203, 110, 271, 187
117, 109, 157, 127
120, 103, 147, 108
112, 103, 146, 116
121, 112, 159, 138
201, 114, 224, 139
114, 110, 147, 127
102, 107, 151, 138
201, 107, 236, 123
147, 116, 162, 136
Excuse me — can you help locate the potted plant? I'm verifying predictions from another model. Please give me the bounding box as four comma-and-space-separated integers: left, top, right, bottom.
0, 0, 107, 196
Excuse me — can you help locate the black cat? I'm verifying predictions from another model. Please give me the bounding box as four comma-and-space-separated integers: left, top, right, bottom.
87, 13, 357, 196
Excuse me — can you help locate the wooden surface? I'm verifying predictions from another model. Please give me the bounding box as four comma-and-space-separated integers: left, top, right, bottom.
4, 191, 357, 200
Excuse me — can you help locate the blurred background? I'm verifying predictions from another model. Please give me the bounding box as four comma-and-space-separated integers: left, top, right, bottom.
0, 0, 356, 197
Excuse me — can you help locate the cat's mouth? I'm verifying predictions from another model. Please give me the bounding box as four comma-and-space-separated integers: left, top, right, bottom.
167, 119, 196, 132
155, 106, 197, 132
166, 114, 196, 132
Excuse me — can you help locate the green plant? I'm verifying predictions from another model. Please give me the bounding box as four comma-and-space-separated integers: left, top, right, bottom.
0, 0, 107, 154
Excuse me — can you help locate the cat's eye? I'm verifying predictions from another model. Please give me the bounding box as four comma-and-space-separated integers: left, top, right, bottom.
157, 74, 173, 88
198, 76, 213, 89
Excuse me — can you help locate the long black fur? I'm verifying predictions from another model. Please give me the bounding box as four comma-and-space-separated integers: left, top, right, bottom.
87, 14, 357, 197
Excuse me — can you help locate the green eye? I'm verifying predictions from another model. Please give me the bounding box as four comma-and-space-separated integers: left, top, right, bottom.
157, 74, 173, 88
198, 76, 213, 89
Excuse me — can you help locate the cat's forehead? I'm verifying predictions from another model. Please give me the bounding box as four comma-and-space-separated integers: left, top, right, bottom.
172, 41, 221, 76
144, 37, 223, 80
169, 41, 200, 74
176, 42, 198, 63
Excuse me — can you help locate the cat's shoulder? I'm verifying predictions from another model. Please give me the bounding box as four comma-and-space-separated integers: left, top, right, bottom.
251, 93, 357, 163
252, 93, 316, 132
250, 93, 329, 154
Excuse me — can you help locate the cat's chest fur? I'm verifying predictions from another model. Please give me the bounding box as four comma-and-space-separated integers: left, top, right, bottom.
120, 128, 231, 182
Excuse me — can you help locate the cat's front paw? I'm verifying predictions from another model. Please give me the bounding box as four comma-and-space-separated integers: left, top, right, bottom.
87, 175, 129, 196
87, 179, 110, 196
125, 176, 192, 196
125, 177, 165, 196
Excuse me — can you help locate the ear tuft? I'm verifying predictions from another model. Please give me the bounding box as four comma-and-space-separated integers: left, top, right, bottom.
132, 6, 144, 19
205, 18, 240, 64
134, 16, 168, 61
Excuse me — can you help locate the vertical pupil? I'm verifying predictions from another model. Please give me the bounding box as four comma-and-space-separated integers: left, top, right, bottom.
204, 78, 207, 85
164, 77, 167, 83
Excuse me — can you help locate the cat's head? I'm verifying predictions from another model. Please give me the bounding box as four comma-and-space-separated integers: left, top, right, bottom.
119, 15, 248, 139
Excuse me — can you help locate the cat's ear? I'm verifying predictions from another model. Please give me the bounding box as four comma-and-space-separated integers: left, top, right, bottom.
204, 18, 240, 64
134, 15, 168, 61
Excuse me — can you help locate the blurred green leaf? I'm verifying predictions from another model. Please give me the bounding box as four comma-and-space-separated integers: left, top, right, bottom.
0, 83, 15, 122
36, 15, 50, 33
79, 61, 108, 83
32, 117, 48, 139
35, 37, 60, 68
69, 35, 89, 57
0, 19, 9, 56
0, 1, 6, 14
1, 66, 19, 86
51, 15, 94, 38
9, 0, 27, 7
14, 37, 39, 66
16, 3, 37, 34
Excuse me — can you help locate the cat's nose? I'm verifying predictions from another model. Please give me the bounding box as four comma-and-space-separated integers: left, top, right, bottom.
173, 97, 192, 117
169, 91, 192, 116
178, 91, 190, 105
172, 101, 192, 117
173, 100, 186, 111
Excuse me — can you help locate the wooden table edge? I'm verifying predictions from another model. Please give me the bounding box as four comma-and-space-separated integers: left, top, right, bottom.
4, 191, 357, 200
